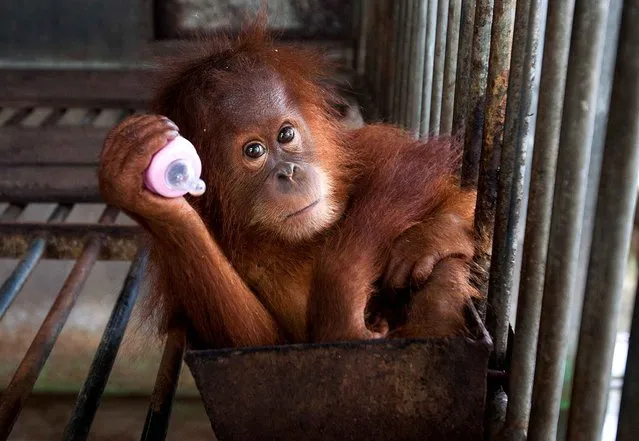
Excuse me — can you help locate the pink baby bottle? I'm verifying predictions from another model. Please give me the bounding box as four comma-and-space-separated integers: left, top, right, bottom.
144, 136, 206, 198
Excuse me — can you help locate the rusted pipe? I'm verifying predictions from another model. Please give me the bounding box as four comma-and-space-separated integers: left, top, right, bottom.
461, 0, 493, 189
0, 204, 72, 319
429, 0, 449, 135
452, 0, 476, 136
63, 249, 148, 441
475, 0, 516, 338
527, 2, 610, 440
140, 329, 186, 441
419, 0, 438, 136
566, 0, 639, 438
441, 0, 461, 134
407, 0, 427, 134
500, 1, 574, 438
0, 206, 119, 440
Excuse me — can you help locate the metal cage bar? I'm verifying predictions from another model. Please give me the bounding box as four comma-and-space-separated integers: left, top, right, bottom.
440, 0, 461, 134
62, 249, 149, 441
0, 206, 119, 439
140, 330, 186, 441
429, 0, 449, 135
527, 2, 610, 440
474, 0, 516, 340
460, 0, 493, 189
418, 0, 438, 136
501, 0, 574, 437
407, 0, 427, 133
618, 282, 639, 441
452, 0, 476, 135
566, 0, 639, 437
0, 204, 72, 319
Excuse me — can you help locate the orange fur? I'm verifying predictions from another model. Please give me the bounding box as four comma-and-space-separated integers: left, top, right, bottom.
98, 19, 481, 349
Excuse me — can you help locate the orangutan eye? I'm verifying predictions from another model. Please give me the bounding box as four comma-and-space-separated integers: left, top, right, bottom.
277, 126, 295, 144
244, 142, 266, 159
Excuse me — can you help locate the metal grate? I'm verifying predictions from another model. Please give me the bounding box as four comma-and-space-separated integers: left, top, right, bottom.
0, 70, 197, 439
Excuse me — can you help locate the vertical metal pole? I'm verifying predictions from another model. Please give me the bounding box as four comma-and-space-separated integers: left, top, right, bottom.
500, 0, 574, 437
419, 0, 438, 136
408, 0, 428, 134
572, 0, 624, 319
452, 0, 476, 135
566, 0, 639, 437
355, 0, 368, 76
475, 0, 516, 336
387, 1, 401, 122
429, 0, 449, 135
140, 330, 185, 441
364, 2, 376, 100
63, 250, 148, 441
441, 0, 461, 134
527, 2, 609, 440
487, 0, 544, 373
372, 2, 384, 112
392, 1, 406, 124
461, 0, 493, 189
618, 284, 639, 441
401, 0, 418, 128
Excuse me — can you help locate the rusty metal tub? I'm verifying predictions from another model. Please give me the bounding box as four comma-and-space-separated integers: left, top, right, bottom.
185, 305, 492, 441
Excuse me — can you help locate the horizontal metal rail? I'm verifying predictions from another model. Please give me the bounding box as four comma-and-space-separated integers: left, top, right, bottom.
0, 222, 140, 260
0, 204, 72, 319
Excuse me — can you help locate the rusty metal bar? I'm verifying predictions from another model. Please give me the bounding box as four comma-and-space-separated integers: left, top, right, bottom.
461, 0, 493, 188
566, 0, 639, 438
373, 1, 386, 116
378, 1, 393, 119
385, 0, 400, 121
391, 0, 404, 123
140, 330, 186, 441
407, 0, 427, 133
390, 0, 404, 123
452, 0, 476, 135
617, 282, 639, 440
0, 204, 72, 320
485, 0, 540, 371
0, 206, 119, 440
472, 0, 514, 310
399, 0, 414, 127
399, 0, 415, 127
419, 0, 438, 136
363, 3, 376, 104
365, 2, 378, 105
500, 1, 574, 437
0, 204, 25, 221
354, 0, 369, 75
573, 0, 624, 327
527, 2, 609, 440
0, 222, 140, 260
63, 249, 149, 441
430, 0, 449, 135
441, 0, 461, 134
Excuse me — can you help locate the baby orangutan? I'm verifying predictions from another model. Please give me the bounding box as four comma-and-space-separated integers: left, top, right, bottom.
98, 23, 480, 349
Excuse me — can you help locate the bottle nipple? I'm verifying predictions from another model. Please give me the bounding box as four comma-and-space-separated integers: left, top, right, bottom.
164, 159, 206, 196
144, 136, 206, 198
